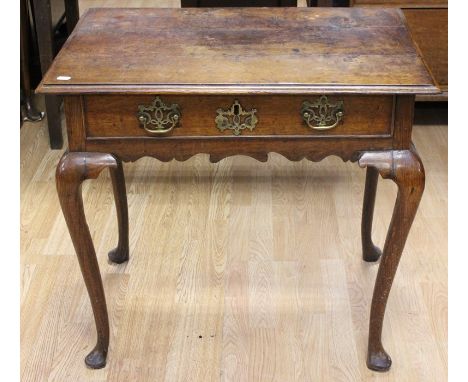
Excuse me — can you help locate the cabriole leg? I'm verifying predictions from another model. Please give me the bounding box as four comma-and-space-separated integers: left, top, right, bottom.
108, 157, 129, 264
56, 152, 119, 369
358, 148, 425, 372
362, 166, 382, 262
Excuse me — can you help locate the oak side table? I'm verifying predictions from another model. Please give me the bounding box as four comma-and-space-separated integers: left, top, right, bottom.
37, 7, 438, 372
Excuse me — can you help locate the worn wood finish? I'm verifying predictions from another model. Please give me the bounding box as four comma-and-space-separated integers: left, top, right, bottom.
84, 95, 394, 138
35, 7, 438, 372
361, 167, 382, 262
85, 136, 395, 163
350, 0, 447, 7
55, 152, 124, 369
37, 8, 437, 95
64, 95, 86, 151
108, 157, 129, 264
181, 0, 297, 6
403, 9, 447, 92
358, 148, 425, 371
349, 1, 447, 100
392, 95, 414, 149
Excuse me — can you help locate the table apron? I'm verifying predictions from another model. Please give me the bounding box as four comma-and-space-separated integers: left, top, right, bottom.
63, 94, 414, 162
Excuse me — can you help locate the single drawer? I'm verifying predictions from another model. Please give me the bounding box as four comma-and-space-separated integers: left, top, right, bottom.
84, 95, 394, 138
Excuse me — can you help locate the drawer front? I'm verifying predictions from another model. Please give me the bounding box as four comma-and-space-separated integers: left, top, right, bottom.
84, 95, 394, 138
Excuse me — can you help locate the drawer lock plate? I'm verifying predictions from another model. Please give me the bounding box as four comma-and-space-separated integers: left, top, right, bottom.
215, 100, 258, 136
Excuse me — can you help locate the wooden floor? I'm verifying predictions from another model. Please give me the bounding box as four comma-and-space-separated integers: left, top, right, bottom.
21, 2, 446, 381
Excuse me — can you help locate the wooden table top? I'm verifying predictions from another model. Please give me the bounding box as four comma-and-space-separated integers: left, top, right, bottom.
37, 7, 438, 95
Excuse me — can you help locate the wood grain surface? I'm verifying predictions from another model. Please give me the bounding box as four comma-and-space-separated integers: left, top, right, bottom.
350, 1, 448, 101
181, 0, 298, 6
36, 7, 438, 95
350, 0, 447, 7
403, 9, 448, 92
84, 95, 394, 138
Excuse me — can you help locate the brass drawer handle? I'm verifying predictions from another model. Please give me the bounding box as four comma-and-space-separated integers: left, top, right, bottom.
136, 96, 181, 134
301, 95, 344, 131
215, 99, 258, 136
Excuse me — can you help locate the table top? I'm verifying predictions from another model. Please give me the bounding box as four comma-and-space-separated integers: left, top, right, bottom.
37, 7, 438, 95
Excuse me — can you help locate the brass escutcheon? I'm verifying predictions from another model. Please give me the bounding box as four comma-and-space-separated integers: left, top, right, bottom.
136, 96, 181, 135
301, 95, 344, 130
215, 99, 258, 136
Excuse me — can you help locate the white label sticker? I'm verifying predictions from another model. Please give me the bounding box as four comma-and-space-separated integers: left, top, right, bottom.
56, 76, 71, 81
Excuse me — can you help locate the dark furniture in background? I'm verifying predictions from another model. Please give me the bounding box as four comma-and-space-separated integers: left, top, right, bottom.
21, 0, 45, 124
31, 0, 80, 148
